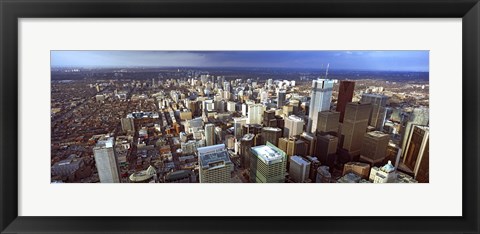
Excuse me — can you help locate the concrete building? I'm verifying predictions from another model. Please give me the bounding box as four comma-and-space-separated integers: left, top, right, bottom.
307, 79, 335, 133
240, 133, 255, 169
198, 144, 233, 183
336, 80, 355, 123
343, 162, 370, 179
360, 131, 390, 165
233, 117, 247, 139
93, 136, 120, 183
120, 117, 135, 132
370, 161, 396, 183
342, 102, 372, 157
277, 89, 287, 108
261, 127, 282, 146
400, 107, 429, 157
247, 103, 263, 125
403, 125, 429, 182
284, 115, 305, 137
205, 123, 215, 146
361, 93, 388, 130
315, 133, 338, 165
250, 143, 287, 183
317, 111, 340, 134
289, 156, 311, 183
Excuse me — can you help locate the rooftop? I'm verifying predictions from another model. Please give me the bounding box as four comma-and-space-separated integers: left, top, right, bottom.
198, 149, 232, 170
95, 136, 114, 148
251, 144, 286, 165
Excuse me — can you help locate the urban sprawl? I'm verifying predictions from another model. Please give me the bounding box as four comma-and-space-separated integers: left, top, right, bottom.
51, 67, 429, 183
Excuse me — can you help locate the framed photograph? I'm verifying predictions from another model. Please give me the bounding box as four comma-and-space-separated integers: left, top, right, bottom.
1, 0, 479, 233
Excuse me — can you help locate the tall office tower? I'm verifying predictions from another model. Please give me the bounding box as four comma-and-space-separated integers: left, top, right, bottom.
342, 102, 372, 156
307, 79, 335, 133
289, 156, 311, 183
336, 80, 355, 123
360, 93, 389, 130
283, 115, 305, 138
300, 132, 316, 156
360, 131, 390, 165
214, 126, 224, 144
278, 137, 289, 155
263, 109, 277, 127
240, 133, 255, 169
247, 104, 263, 125
277, 89, 287, 108
289, 99, 301, 115
403, 125, 429, 182
305, 156, 321, 182
204, 123, 216, 146
261, 127, 282, 146
400, 107, 429, 157
120, 117, 135, 132
227, 101, 236, 112
93, 136, 120, 183
317, 111, 340, 134
198, 144, 233, 183
283, 105, 293, 117
315, 133, 338, 165
233, 117, 247, 139
242, 104, 247, 116
250, 143, 287, 183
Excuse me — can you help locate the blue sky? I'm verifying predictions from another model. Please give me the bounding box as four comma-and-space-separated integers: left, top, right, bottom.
51, 51, 429, 72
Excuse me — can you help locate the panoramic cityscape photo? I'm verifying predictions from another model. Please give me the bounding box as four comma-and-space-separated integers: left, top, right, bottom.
50, 51, 429, 183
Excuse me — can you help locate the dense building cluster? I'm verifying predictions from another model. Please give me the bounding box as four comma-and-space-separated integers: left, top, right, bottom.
51, 68, 429, 183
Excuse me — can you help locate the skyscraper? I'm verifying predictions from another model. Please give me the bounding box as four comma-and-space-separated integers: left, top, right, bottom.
360, 93, 389, 130
289, 156, 311, 183
284, 115, 305, 137
307, 79, 334, 133
403, 125, 429, 182
360, 131, 390, 165
233, 117, 247, 139
250, 143, 287, 183
277, 89, 287, 108
336, 80, 355, 123
198, 144, 233, 183
316, 111, 340, 134
342, 102, 372, 157
400, 107, 429, 157
240, 133, 255, 169
93, 136, 120, 183
205, 123, 215, 146
261, 127, 282, 146
315, 133, 338, 165
247, 103, 263, 125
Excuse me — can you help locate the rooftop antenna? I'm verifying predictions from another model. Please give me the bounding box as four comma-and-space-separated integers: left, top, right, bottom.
325, 63, 330, 79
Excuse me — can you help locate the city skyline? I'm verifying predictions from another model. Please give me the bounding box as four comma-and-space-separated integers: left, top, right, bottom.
51, 50, 429, 72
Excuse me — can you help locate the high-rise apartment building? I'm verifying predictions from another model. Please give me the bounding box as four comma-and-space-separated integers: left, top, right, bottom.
250, 143, 287, 183
289, 156, 311, 183
342, 102, 372, 156
336, 80, 355, 123
360, 93, 388, 130
93, 136, 120, 183
307, 79, 334, 133
198, 144, 233, 183
284, 115, 305, 137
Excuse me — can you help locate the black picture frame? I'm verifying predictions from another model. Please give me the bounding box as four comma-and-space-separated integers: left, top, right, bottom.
1, 0, 479, 233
